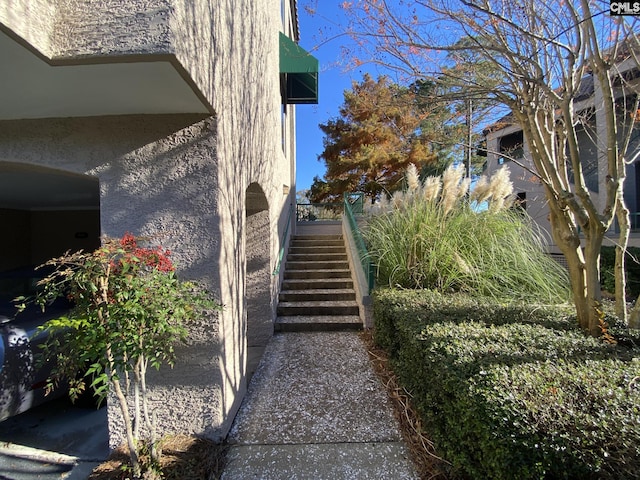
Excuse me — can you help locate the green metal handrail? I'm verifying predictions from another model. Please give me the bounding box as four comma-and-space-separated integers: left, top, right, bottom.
272, 203, 295, 276
343, 193, 375, 294
344, 192, 365, 215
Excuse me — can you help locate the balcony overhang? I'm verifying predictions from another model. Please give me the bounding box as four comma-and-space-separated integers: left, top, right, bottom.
0, 28, 212, 120
279, 32, 318, 105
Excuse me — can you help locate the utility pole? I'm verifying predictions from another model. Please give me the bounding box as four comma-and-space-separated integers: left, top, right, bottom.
465, 98, 473, 179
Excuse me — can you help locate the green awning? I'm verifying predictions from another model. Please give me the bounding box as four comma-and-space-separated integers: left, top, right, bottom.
279, 32, 318, 104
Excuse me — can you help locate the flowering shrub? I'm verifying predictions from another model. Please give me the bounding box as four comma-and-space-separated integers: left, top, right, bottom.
116, 232, 174, 272
18, 233, 220, 479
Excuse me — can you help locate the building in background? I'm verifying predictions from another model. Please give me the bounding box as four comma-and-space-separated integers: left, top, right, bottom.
484, 55, 640, 253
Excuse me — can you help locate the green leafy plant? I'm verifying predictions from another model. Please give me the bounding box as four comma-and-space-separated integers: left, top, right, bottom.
374, 288, 640, 479
18, 233, 221, 479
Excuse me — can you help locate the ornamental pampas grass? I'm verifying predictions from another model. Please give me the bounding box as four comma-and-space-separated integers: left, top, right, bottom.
459, 176, 471, 200
487, 166, 514, 212
422, 176, 441, 204
470, 175, 491, 205
440, 163, 466, 216
364, 162, 570, 302
391, 190, 406, 209
406, 163, 421, 193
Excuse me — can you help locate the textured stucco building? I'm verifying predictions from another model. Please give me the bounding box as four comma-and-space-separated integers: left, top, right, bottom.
0, 0, 317, 444
484, 55, 640, 252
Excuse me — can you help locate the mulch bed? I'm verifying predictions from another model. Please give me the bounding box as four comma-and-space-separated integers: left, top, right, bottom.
87, 434, 227, 480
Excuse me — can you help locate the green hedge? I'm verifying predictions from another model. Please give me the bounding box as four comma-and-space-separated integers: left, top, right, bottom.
601, 246, 640, 298
374, 289, 640, 480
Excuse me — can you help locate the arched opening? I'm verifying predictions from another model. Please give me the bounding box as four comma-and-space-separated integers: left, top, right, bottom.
244, 183, 271, 383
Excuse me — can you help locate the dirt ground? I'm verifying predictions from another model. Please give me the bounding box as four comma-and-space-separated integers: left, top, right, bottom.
87, 435, 227, 480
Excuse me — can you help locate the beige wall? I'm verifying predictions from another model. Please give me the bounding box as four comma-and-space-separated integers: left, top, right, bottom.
0, 0, 172, 60
0, 114, 225, 443
0, 0, 55, 56
170, 0, 295, 434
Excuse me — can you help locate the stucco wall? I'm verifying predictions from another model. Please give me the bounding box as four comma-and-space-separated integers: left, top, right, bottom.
246, 207, 273, 381
0, 0, 55, 56
169, 0, 293, 433
0, 0, 296, 444
0, 0, 172, 60
52, 0, 173, 59
0, 114, 227, 442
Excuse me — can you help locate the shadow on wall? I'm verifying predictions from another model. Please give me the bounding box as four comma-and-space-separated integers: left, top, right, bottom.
0, 0, 290, 444
209, 0, 284, 437
245, 183, 271, 384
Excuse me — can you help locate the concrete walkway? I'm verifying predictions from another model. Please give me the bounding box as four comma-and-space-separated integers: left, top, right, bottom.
221, 331, 419, 480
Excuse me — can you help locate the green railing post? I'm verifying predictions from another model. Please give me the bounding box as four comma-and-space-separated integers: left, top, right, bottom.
343, 192, 365, 214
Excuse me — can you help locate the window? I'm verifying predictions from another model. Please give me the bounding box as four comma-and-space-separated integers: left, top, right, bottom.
499, 131, 524, 164
514, 192, 526, 213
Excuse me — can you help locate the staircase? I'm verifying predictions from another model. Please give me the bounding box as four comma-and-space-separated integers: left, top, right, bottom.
275, 234, 362, 331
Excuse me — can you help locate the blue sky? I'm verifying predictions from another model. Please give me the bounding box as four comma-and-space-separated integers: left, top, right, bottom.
294, 1, 382, 193
291, 1, 475, 193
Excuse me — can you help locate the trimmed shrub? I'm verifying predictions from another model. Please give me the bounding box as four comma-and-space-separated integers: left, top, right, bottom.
374, 288, 640, 480
601, 246, 640, 299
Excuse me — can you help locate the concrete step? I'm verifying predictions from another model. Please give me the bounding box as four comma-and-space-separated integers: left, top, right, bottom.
284, 269, 352, 280
277, 301, 360, 316
275, 234, 360, 331
291, 234, 343, 239
282, 278, 355, 290
279, 289, 356, 302
286, 253, 348, 262
274, 315, 362, 332
288, 246, 346, 255
291, 235, 343, 244
291, 240, 346, 248
285, 260, 350, 271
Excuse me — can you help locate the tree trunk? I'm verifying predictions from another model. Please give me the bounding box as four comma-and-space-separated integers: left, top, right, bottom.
583, 232, 604, 336
108, 348, 140, 478
562, 245, 589, 328
550, 207, 603, 337
563, 246, 603, 336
